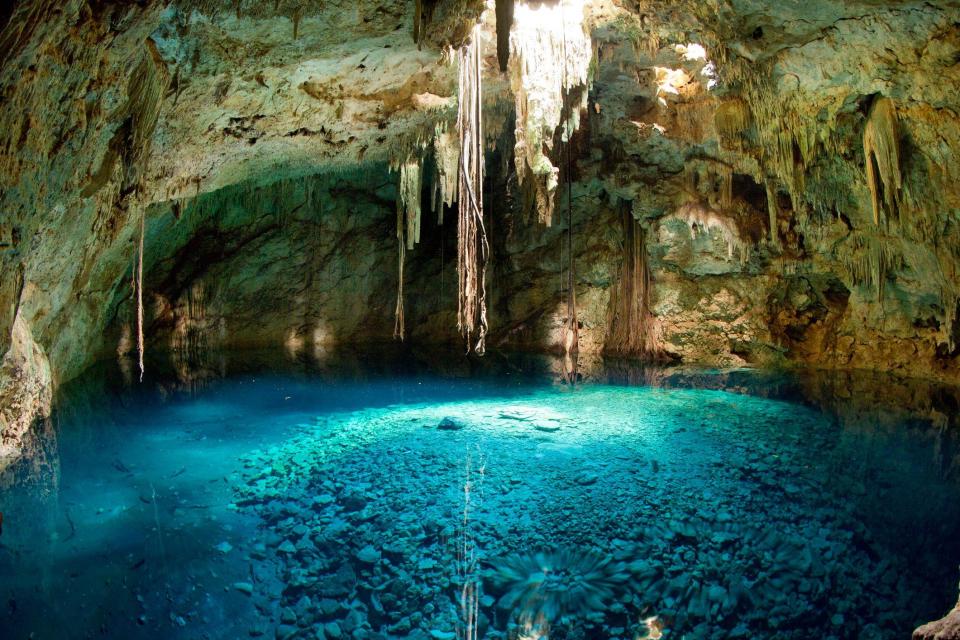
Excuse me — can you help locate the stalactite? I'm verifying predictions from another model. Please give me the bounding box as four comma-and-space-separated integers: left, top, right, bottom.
432, 126, 459, 224
122, 39, 171, 194
942, 292, 960, 355
737, 75, 830, 213
0, 0, 58, 69
172, 282, 210, 360
495, 0, 514, 72
715, 97, 751, 151
863, 97, 903, 227
508, 0, 592, 225
684, 159, 736, 214
674, 99, 714, 144
606, 203, 655, 356
392, 159, 423, 340
673, 202, 749, 263
136, 210, 145, 382
765, 178, 781, 248
456, 25, 488, 355
413, 0, 427, 47
719, 164, 733, 211
836, 231, 903, 300
399, 160, 423, 250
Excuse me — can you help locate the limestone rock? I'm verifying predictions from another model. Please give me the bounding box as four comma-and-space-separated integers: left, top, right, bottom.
915, 601, 960, 640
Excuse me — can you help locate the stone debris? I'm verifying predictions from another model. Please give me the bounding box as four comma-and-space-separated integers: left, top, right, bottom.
227, 389, 958, 639
437, 417, 465, 431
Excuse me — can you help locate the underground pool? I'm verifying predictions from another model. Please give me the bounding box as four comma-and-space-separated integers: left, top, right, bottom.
1, 351, 959, 640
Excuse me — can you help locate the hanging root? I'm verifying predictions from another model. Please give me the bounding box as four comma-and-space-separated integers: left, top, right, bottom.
394, 241, 406, 340
605, 203, 656, 356
563, 128, 578, 356
137, 210, 145, 381
456, 25, 489, 355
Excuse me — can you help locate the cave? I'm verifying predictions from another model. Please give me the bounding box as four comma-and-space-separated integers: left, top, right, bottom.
2, 1, 960, 638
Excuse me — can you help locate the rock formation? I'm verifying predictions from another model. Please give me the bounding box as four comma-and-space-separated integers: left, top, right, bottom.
915, 599, 960, 640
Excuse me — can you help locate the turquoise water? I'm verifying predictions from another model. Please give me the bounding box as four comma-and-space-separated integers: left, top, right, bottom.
1, 350, 959, 639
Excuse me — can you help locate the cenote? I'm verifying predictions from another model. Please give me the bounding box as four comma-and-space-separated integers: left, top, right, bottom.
1, 350, 959, 640
5, 0, 960, 638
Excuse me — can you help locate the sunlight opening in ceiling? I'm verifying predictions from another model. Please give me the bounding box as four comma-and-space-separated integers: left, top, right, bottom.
653, 66, 691, 104
670, 43, 719, 91
702, 61, 718, 90
675, 43, 707, 61
509, 0, 593, 225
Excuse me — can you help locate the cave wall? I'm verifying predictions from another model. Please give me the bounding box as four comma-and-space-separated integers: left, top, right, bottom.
0, 0, 488, 397
580, 1, 960, 379
113, 168, 465, 363
102, 163, 624, 367
0, 0, 168, 480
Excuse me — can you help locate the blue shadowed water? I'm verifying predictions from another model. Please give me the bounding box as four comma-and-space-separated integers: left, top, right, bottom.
1, 349, 959, 640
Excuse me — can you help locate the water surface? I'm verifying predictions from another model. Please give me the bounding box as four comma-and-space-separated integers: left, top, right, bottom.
1, 349, 959, 639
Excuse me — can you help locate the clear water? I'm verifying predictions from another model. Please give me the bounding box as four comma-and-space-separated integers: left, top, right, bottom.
2, 349, 959, 640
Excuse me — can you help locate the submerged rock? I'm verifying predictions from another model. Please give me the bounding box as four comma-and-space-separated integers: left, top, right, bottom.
318, 598, 340, 617
339, 492, 368, 512
356, 545, 381, 564
233, 582, 254, 596
318, 564, 357, 598
534, 424, 562, 433
437, 418, 464, 431
574, 471, 599, 486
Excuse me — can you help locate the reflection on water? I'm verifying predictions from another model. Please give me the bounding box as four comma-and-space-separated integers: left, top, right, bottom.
1, 347, 959, 639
